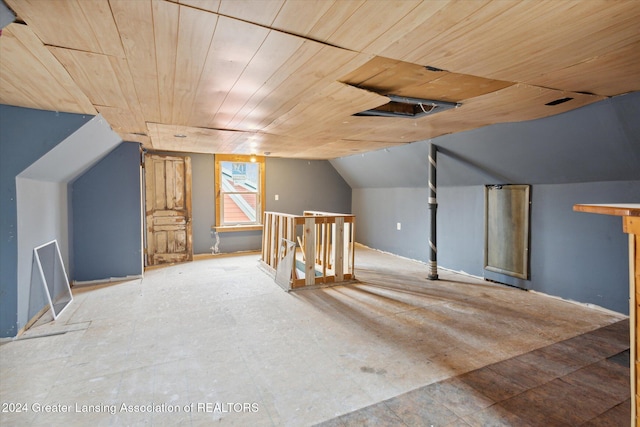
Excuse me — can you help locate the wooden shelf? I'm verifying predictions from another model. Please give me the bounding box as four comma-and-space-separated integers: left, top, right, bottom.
573, 203, 640, 217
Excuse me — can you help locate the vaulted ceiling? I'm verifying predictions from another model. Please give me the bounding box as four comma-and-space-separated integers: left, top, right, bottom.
1, 0, 639, 159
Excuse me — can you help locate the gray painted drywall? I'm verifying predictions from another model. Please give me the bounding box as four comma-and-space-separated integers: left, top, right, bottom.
0, 1, 16, 30
13, 115, 121, 332
352, 181, 639, 314
435, 91, 640, 185
0, 105, 93, 337
19, 118, 119, 182
214, 230, 263, 254
437, 181, 639, 314
266, 157, 352, 215
352, 188, 430, 261
527, 181, 637, 312
191, 153, 216, 254
434, 185, 485, 276
332, 92, 640, 188
336, 92, 640, 315
71, 142, 142, 282
15, 179, 70, 328
331, 143, 431, 189
185, 155, 352, 254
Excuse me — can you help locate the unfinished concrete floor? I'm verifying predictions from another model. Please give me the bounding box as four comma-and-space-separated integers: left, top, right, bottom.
0, 245, 630, 426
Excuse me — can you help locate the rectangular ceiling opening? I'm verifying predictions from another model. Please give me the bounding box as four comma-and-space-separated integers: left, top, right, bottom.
354, 95, 458, 118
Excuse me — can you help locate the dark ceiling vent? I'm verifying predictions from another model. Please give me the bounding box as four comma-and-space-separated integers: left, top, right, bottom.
354, 95, 459, 119
545, 97, 573, 106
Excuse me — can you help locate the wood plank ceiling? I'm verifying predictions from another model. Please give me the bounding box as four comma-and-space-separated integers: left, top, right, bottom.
1, 0, 639, 159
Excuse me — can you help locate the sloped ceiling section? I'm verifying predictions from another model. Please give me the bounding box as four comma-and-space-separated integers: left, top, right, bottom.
1, 0, 639, 159
330, 92, 640, 188
18, 114, 122, 183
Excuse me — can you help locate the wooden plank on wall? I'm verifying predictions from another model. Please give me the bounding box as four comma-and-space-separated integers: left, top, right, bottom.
304, 217, 315, 286
270, 213, 278, 267
334, 217, 344, 282
261, 212, 270, 263
184, 156, 193, 262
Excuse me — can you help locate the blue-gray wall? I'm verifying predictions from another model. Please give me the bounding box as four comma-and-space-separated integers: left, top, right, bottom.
352, 187, 430, 261
0, 105, 92, 337
183, 154, 352, 254
191, 153, 216, 254
437, 182, 639, 313
354, 181, 638, 314
71, 142, 143, 282
334, 92, 640, 315
265, 158, 352, 215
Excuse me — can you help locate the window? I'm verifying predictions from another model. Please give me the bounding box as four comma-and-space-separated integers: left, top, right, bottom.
215, 154, 265, 231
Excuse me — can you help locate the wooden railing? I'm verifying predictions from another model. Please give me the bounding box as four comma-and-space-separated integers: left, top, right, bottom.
260, 211, 355, 290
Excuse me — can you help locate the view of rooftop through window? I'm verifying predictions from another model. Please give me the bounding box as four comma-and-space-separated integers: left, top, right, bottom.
220, 161, 259, 225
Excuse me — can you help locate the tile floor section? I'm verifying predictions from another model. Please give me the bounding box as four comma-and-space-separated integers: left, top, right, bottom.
0, 246, 631, 426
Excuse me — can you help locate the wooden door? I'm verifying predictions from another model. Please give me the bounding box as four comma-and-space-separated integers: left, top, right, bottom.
145, 154, 192, 266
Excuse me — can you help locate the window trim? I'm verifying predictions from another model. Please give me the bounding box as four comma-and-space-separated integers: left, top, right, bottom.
214, 154, 265, 231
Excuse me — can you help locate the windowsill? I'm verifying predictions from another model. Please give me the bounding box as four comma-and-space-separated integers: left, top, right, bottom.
213, 224, 263, 233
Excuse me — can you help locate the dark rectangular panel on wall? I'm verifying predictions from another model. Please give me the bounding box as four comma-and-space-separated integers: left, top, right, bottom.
484, 184, 531, 280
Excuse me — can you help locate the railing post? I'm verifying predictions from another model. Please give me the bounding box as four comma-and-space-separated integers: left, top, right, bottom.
304, 216, 316, 286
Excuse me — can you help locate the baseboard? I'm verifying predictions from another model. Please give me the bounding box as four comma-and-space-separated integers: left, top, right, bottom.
72, 275, 142, 288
